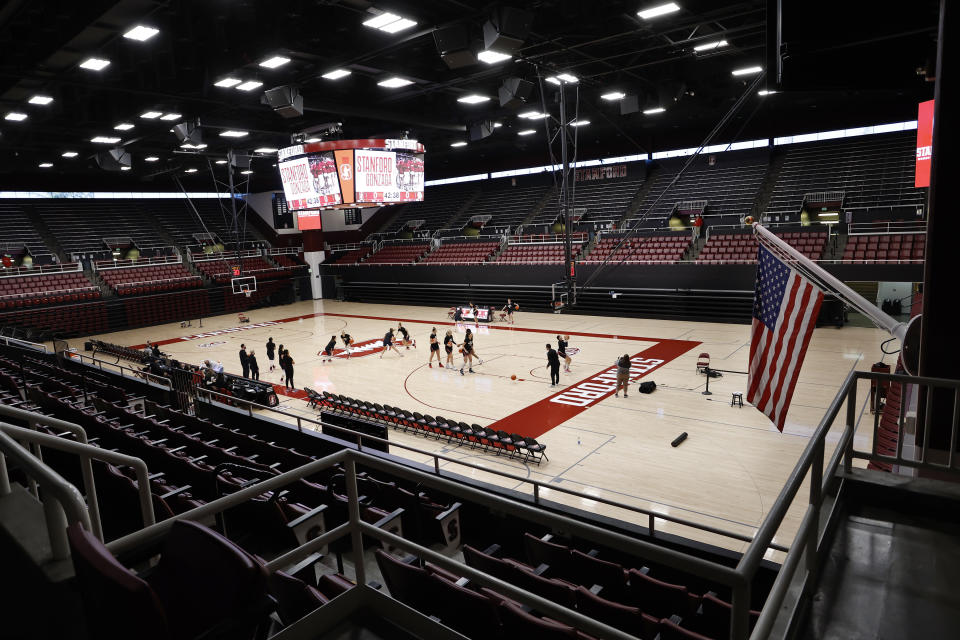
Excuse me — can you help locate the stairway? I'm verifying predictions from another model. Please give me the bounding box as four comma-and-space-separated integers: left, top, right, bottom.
796, 470, 960, 640
616, 165, 662, 229
753, 152, 786, 221
23, 205, 66, 261
517, 185, 558, 229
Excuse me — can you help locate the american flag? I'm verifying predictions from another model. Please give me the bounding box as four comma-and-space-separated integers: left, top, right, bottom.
747, 245, 824, 431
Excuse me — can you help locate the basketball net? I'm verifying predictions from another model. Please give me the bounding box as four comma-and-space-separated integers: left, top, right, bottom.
752, 223, 910, 343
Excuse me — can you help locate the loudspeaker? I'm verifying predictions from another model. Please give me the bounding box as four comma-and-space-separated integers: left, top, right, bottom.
263, 86, 304, 118
620, 95, 640, 115
483, 7, 533, 52
499, 77, 534, 108
95, 147, 131, 171
172, 121, 201, 145
228, 150, 250, 170
469, 120, 496, 141
639, 381, 657, 394
434, 25, 477, 69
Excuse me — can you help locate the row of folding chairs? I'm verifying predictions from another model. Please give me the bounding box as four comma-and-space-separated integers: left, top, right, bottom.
311, 390, 547, 465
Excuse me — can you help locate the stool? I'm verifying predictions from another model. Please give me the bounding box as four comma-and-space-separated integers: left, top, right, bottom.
731, 392, 743, 408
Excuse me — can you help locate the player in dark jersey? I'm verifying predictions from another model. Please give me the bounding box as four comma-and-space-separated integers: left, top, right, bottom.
459, 328, 475, 375
443, 330, 458, 369
557, 334, 572, 373
380, 328, 402, 358
266, 337, 276, 371
428, 327, 441, 368
340, 331, 353, 358
397, 322, 415, 349
318, 336, 337, 363
502, 298, 517, 324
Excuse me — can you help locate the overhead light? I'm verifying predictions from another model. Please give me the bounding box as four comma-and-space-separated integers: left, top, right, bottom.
758, 89, 777, 96
185, 168, 198, 173
259, 55, 291, 69
28, 95, 53, 105
215, 159, 228, 164
637, 3, 681, 20
91, 136, 121, 143
254, 147, 278, 153
38, 162, 53, 168
557, 73, 578, 83
236, 81, 263, 91
123, 25, 159, 41
518, 129, 536, 135
140, 111, 163, 119
219, 130, 248, 138
214, 77, 241, 88
114, 123, 135, 131
180, 143, 207, 149
450, 141, 468, 147
492, 122, 503, 128
363, 12, 417, 33
79, 57, 110, 71
643, 107, 666, 114
144, 156, 159, 162
572, 120, 590, 126
4, 112, 28, 121
240, 170, 254, 175
304, 137, 322, 143
322, 69, 351, 80
478, 50, 511, 64
732, 65, 763, 76
694, 40, 728, 52
61, 151, 78, 158
120, 166, 131, 171
457, 94, 490, 104
159, 113, 181, 120
378, 77, 413, 88
519, 110, 547, 119
601, 91, 626, 101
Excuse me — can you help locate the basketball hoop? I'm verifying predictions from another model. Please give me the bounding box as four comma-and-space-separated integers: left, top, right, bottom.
242, 288, 252, 298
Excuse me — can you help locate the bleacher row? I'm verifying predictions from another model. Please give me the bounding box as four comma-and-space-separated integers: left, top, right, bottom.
842, 233, 925, 263
583, 235, 691, 264
0, 270, 100, 309
97, 263, 202, 296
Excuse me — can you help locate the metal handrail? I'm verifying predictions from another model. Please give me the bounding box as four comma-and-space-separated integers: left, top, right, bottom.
193, 385, 788, 553
65, 352, 174, 391
0, 335, 49, 353
847, 220, 927, 236
104, 447, 738, 640
0, 420, 155, 542
0, 262, 83, 278
94, 253, 183, 270
742, 370, 960, 639
0, 428, 91, 560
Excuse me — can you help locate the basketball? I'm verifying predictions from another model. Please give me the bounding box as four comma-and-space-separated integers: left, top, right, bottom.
511, 374, 517, 380
744, 215, 755, 225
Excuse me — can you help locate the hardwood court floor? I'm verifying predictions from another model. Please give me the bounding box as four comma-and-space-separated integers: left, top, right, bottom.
80, 300, 888, 561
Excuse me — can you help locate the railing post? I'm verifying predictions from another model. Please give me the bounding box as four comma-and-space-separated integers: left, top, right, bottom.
344, 457, 366, 586
44, 497, 70, 560
649, 513, 656, 536
730, 580, 752, 640
844, 380, 857, 475
806, 440, 823, 583
533, 483, 540, 504
0, 451, 10, 495
79, 453, 105, 542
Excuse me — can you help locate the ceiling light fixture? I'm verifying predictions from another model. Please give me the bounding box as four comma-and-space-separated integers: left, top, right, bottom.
240, 170, 254, 175
254, 147, 278, 153
4, 112, 28, 121
61, 151, 78, 158
219, 130, 248, 138
159, 113, 181, 121
637, 3, 681, 20
114, 123, 135, 130
601, 91, 626, 101
477, 50, 511, 64
236, 81, 263, 91
732, 65, 763, 76
184, 168, 197, 173
518, 111, 547, 119
28, 95, 53, 105
572, 120, 590, 126
457, 94, 490, 104
643, 107, 666, 114
758, 89, 777, 96
450, 141, 468, 147
378, 77, 413, 88
214, 78, 241, 88
259, 56, 291, 69
123, 25, 159, 41
91, 136, 121, 143
304, 137, 322, 143
694, 39, 728, 52
215, 160, 228, 164
120, 166, 131, 171
363, 12, 417, 33
144, 156, 159, 162
518, 129, 536, 136
79, 57, 111, 71
38, 162, 53, 168
322, 69, 351, 80
140, 111, 163, 119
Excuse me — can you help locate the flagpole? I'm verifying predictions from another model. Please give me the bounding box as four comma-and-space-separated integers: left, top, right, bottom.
752, 223, 907, 341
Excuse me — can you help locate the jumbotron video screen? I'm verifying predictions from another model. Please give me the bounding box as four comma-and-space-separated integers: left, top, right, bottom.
277, 138, 425, 211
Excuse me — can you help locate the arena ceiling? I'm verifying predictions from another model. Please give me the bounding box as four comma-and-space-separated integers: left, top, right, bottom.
0, 0, 940, 192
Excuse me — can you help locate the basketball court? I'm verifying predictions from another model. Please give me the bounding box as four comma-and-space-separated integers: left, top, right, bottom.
74, 298, 886, 559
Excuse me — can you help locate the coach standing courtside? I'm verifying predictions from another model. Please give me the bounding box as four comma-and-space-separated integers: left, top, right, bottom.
239, 344, 249, 378
546, 343, 561, 387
